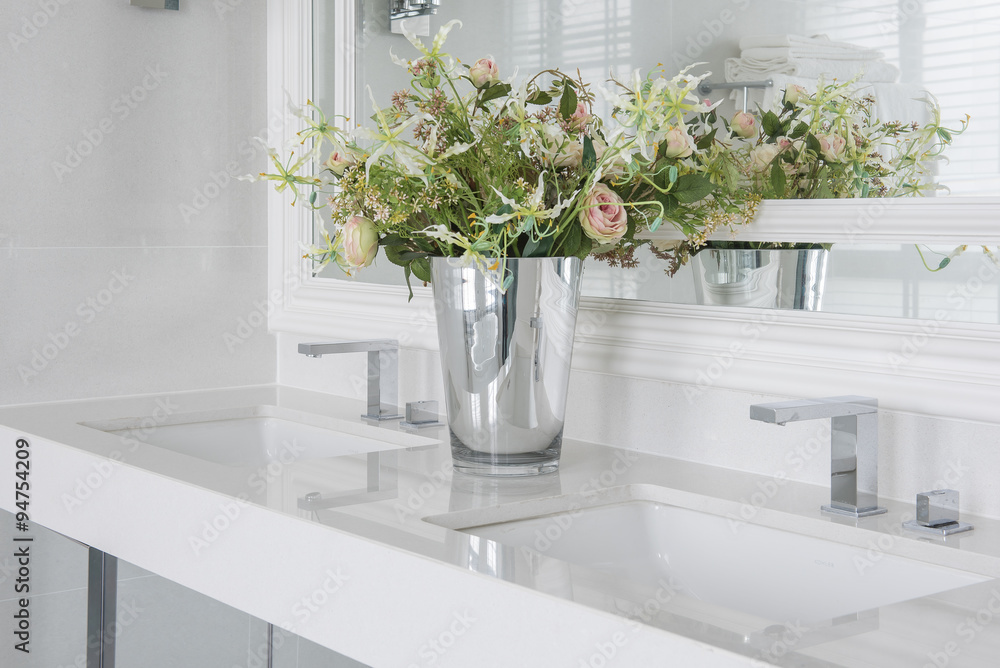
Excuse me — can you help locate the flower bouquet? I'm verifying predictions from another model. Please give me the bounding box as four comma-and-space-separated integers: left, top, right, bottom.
254, 20, 751, 296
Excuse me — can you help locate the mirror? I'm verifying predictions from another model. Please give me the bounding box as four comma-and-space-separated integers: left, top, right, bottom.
310, 0, 1000, 323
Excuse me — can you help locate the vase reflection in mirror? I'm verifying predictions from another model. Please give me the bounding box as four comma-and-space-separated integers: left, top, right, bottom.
431, 257, 583, 476
692, 248, 829, 310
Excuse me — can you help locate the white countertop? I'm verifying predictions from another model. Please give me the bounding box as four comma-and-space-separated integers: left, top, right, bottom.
2, 385, 999, 667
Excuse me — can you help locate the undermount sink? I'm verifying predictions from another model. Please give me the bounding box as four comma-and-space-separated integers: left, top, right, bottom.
450, 498, 988, 626
82, 405, 435, 467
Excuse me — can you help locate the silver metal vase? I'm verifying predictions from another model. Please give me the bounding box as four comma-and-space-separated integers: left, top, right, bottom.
430, 257, 583, 476
692, 248, 829, 310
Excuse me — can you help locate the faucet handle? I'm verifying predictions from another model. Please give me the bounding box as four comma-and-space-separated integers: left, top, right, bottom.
917, 489, 960, 527
400, 400, 443, 430
903, 489, 974, 536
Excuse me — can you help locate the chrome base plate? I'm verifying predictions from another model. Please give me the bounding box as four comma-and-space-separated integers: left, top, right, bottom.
821, 505, 888, 518
399, 420, 444, 430
361, 413, 404, 423
902, 520, 975, 536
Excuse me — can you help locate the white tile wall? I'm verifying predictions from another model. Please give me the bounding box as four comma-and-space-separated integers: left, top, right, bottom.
0, 1, 276, 664
0, 0, 276, 406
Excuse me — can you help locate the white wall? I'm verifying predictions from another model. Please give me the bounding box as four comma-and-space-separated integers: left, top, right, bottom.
1, 0, 276, 406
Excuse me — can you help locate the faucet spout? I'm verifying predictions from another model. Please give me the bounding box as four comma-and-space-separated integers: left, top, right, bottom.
750, 395, 886, 518
749, 395, 877, 425
297, 340, 403, 421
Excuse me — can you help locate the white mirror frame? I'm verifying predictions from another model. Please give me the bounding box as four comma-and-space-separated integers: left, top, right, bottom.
267, 0, 1000, 424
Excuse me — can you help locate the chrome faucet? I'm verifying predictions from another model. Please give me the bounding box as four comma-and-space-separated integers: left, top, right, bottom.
749, 395, 887, 518
298, 340, 403, 421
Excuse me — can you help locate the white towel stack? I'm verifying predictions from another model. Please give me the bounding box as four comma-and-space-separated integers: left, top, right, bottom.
725, 34, 928, 125
726, 34, 900, 84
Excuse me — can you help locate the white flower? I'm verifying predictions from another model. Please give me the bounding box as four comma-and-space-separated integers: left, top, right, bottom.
485, 173, 577, 228
750, 144, 781, 172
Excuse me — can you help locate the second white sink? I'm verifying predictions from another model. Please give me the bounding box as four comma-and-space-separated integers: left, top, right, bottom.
456, 498, 989, 625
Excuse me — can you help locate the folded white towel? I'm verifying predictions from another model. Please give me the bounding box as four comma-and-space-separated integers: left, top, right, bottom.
739, 34, 885, 57
741, 46, 885, 62
726, 57, 900, 84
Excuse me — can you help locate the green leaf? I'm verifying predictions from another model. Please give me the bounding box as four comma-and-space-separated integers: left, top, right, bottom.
523, 233, 556, 258
672, 174, 715, 203
574, 236, 594, 262
695, 128, 717, 150
816, 168, 834, 198
559, 219, 582, 256
651, 160, 669, 189
805, 133, 822, 156
526, 90, 552, 105
769, 161, 787, 195
653, 191, 680, 215
402, 265, 414, 302
379, 233, 407, 247
625, 207, 638, 239
398, 251, 431, 262
789, 122, 808, 140
383, 245, 409, 267
559, 81, 578, 120
479, 82, 511, 104
582, 135, 597, 172
762, 111, 782, 137
410, 257, 431, 283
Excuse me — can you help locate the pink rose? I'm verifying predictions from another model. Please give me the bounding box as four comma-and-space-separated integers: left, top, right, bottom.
324, 150, 356, 176
579, 183, 627, 243
731, 111, 757, 139
340, 215, 379, 268
818, 133, 847, 162
661, 126, 693, 159
469, 57, 499, 88
569, 102, 591, 131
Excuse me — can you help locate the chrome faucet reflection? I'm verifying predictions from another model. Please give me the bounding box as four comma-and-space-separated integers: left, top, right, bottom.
298, 340, 403, 421
750, 395, 887, 518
